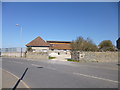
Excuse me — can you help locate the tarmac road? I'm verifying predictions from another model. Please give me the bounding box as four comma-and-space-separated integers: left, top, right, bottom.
2, 57, 119, 88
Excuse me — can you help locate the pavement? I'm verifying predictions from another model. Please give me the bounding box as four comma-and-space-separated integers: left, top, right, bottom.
2, 69, 29, 89
1, 57, 119, 88
49, 53, 71, 61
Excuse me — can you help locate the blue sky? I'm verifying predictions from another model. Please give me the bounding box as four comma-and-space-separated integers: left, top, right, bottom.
2, 2, 118, 48
0, 2, 2, 48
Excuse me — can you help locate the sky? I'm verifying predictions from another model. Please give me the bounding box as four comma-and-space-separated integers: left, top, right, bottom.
0, 2, 2, 48
2, 2, 118, 48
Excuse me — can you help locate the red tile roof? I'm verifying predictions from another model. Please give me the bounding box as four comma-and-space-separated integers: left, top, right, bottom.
47, 41, 71, 43
50, 44, 71, 50
26, 36, 49, 47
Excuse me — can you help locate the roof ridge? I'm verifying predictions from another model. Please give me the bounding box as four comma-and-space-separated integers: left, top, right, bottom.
26, 36, 49, 47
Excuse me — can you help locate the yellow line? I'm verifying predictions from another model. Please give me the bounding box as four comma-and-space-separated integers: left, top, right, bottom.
2, 68, 31, 89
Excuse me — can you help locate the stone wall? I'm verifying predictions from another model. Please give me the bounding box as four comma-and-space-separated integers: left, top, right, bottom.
26, 52, 48, 60
71, 51, 119, 62
1, 52, 49, 60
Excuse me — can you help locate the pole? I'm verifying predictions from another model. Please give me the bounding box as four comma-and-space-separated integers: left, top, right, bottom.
21, 48, 22, 57
20, 26, 22, 57
16, 24, 23, 58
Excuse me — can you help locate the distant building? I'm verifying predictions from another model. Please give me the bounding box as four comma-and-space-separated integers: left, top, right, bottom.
26, 36, 50, 52
26, 36, 71, 52
117, 38, 120, 50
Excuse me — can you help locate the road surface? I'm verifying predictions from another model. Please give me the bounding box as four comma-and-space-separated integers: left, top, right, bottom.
2, 57, 119, 88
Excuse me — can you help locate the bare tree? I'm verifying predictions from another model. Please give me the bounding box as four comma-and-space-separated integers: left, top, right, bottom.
71, 36, 98, 51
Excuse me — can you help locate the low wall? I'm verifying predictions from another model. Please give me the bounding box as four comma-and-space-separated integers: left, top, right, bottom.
71, 51, 119, 62
1, 52, 49, 60
1, 52, 24, 57
26, 52, 48, 60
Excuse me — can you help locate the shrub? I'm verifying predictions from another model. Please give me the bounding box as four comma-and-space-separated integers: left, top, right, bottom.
27, 47, 33, 52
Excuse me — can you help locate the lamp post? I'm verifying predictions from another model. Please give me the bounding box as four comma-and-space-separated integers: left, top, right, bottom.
16, 24, 23, 57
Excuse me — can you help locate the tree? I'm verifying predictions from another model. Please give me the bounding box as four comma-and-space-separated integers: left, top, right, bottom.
71, 37, 85, 51
71, 36, 98, 51
98, 40, 115, 51
84, 38, 98, 51
27, 47, 33, 52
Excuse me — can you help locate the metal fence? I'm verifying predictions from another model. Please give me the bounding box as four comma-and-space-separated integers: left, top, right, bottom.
0, 47, 27, 57
1, 47, 27, 52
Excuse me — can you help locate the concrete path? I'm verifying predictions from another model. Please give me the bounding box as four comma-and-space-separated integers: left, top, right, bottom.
51, 54, 71, 61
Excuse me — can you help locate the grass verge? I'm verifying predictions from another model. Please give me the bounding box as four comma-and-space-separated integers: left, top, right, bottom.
49, 56, 56, 59
67, 59, 79, 62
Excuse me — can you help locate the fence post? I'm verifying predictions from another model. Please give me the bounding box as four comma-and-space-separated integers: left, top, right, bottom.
21, 48, 22, 57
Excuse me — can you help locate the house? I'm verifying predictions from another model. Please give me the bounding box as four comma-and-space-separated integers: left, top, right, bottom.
26, 36, 50, 52
26, 36, 72, 52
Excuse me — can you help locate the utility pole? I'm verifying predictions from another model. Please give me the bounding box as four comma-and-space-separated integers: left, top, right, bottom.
16, 24, 23, 57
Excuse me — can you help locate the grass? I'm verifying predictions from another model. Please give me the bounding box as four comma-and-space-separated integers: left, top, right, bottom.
49, 56, 56, 59
67, 59, 79, 62
67, 59, 99, 63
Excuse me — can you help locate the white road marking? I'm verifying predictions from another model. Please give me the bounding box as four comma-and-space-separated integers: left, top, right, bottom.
79, 65, 118, 71
2, 68, 30, 88
13, 61, 23, 64
31, 64, 42, 67
6, 61, 23, 64
46, 67, 56, 70
73, 72, 119, 83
